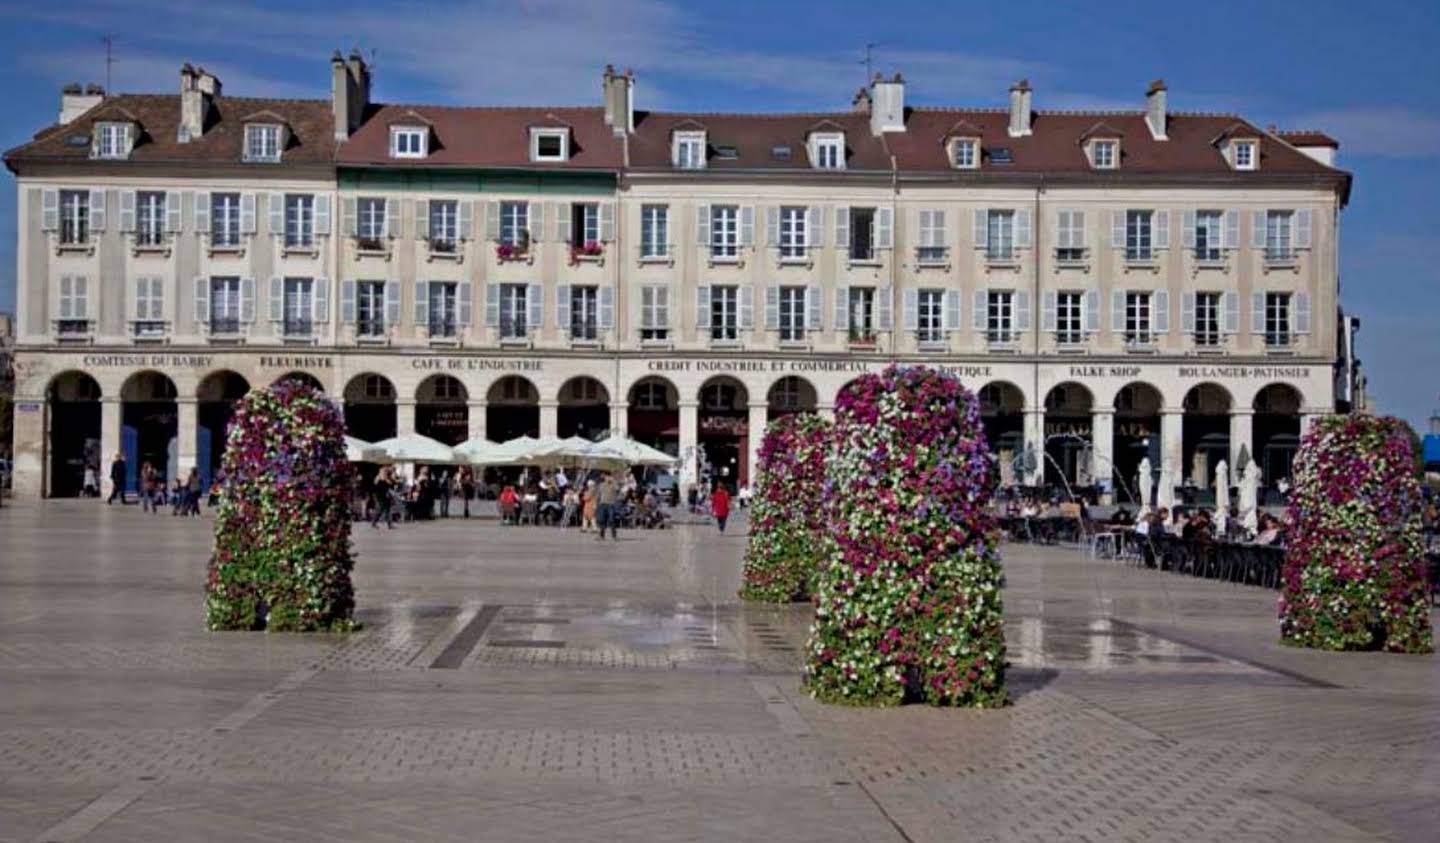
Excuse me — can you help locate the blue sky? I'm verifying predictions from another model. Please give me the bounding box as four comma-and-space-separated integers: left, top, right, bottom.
1, 0, 1437, 426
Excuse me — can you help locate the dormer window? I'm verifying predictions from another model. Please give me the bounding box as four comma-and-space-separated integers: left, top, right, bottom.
530, 128, 569, 162
809, 132, 845, 170
950, 138, 979, 169
673, 131, 706, 169
1089, 139, 1118, 169
390, 126, 427, 158
1233, 140, 1257, 170
93, 122, 133, 160
244, 123, 282, 163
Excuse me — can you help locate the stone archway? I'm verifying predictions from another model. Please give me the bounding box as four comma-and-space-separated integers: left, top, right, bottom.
698, 376, 750, 490
416, 375, 468, 446
1113, 381, 1163, 506
1183, 383, 1233, 505
627, 376, 679, 457
273, 371, 325, 392
766, 375, 817, 421
342, 373, 398, 443
1043, 382, 1093, 488
45, 371, 102, 498
1253, 382, 1303, 499
120, 370, 179, 492
487, 376, 539, 442
557, 376, 610, 439
979, 381, 1025, 487
196, 370, 251, 489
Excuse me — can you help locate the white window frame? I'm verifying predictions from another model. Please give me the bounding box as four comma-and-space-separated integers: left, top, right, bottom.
848, 287, 876, 343
640, 204, 669, 259
1265, 211, 1294, 262
1124, 291, 1153, 346
357, 197, 387, 245
211, 193, 241, 247
710, 205, 739, 260
1233, 140, 1257, 170
640, 285, 669, 342
810, 132, 844, 170
136, 191, 167, 247
356, 280, 386, 336
389, 125, 428, 159
1194, 210, 1223, 262
1090, 139, 1118, 169
673, 131, 706, 169
986, 210, 1015, 261
778, 286, 807, 342
1056, 291, 1084, 346
244, 123, 282, 163
429, 281, 459, 338
282, 278, 314, 337
530, 128, 569, 162
430, 200, 459, 251
59, 190, 89, 245
500, 201, 529, 247
284, 194, 316, 248
987, 290, 1015, 344
499, 283, 528, 338
94, 122, 132, 159
1264, 292, 1292, 347
569, 285, 600, 340
710, 286, 740, 342
779, 206, 808, 261
1194, 291, 1221, 347
917, 289, 945, 346
571, 202, 600, 247
1125, 210, 1154, 261
209, 277, 242, 332
951, 137, 979, 169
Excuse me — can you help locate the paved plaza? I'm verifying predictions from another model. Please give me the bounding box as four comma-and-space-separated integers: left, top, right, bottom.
0, 501, 1436, 842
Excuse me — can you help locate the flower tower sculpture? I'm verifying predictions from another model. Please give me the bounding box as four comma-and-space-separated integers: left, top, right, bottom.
740, 413, 833, 603
1279, 415, 1432, 653
205, 380, 357, 632
805, 365, 1006, 706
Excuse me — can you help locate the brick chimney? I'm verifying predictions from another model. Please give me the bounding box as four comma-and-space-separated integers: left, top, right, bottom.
1007, 79, 1033, 138
870, 73, 905, 134
59, 82, 103, 125
332, 50, 371, 141
178, 64, 221, 142
1145, 79, 1168, 140
602, 65, 634, 135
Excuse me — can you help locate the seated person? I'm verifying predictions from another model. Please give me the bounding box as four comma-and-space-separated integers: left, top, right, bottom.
1254, 514, 1282, 546
498, 485, 519, 524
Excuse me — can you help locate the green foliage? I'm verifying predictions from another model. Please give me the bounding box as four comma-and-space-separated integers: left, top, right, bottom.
740, 413, 832, 603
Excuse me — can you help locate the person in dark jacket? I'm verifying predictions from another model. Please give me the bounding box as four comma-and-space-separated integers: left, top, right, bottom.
107, 453, 127, 505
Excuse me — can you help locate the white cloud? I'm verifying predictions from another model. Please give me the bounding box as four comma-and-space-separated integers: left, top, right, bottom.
1287, 107, 1440, 158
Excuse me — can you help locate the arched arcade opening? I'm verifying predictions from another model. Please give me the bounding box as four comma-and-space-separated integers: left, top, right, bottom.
416, 375, 468, 446
557, 377, 610, 439
343, 374, 398, 443
766, 376, 817, 421
1113, 382, 1163, 506
627, 377, 678, 457
45, 371, 101, 498
1183, 383, 1232, 505
978, 381, 1025, 487
698, 377, 750, 490
487, 376, 539, 442
120, 371, 178, 493
1253, 383, 1302, 500
1043, 382, 1093, 488
196, 371, 251, 489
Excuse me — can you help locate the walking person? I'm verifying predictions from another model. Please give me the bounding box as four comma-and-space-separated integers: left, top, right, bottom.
595, 473, 618, 541
184, 468, 202, 516
107, 452, 127, 505
581, 480, 598, 532
438, 469, 452, 518
459, 467, 474, 519
370, 467, 397, 529
140, 462, 156, 513
711, 483, 732, 534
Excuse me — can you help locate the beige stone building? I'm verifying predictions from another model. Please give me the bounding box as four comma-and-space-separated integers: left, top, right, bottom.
4, 56, 1351, 505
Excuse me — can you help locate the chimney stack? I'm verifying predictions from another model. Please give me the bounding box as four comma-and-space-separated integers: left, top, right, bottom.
59, 82, 103, 125
332, 50, 371, 142
869, 73, 905, 134
178, 64, 221, 142
1145, 79, 1168, 140
602, 65, 634, 135
1007, 80, 1033, 137
851, 87, 871, 115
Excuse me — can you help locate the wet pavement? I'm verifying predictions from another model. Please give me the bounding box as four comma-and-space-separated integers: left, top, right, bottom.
1, 500, 1436, 842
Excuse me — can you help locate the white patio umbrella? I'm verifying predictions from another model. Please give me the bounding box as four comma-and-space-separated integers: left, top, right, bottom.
1239, 460, 1261, 534
520, 436, 596, 466
453, 437, 511, 466
1157, 461, 1176, 512
484, 435, 541, 466
1213, 459, 1229, 536
592, 434, 678, 467
1136, 457, 1153, 517
363, 433, 457, 465
344, 436, 373, 462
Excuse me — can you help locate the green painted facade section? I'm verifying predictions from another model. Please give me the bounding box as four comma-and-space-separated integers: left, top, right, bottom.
338, 168, 615, 195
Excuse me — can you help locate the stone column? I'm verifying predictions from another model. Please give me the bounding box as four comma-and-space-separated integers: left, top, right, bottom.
609, 401, 628, 437
175, 397, 198, 475
101, 397, 122, 495
467, 400, 487, 441
11, 397, 45, 499
678, 400, 699, 488
1091, 409, 1115, 503
1229, 408, 1254, 470
538, 400, 559, 438
1023, 407, 1045, 485
1161, 408, 1184, 487
746, 402, 768, 488
396, 400, 416, 436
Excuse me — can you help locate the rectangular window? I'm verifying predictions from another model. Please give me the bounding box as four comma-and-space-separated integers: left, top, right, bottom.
1195, 292, 1221, 347
358, 197, 387, 247
1056, 291, 1084, 345
500, 201, 529, 248
1234, 141, 1256, 170
710, 285, 739, 341
284, 194, 315, 248
640, 204, 669, 258
641, 286, 669, 342
244, 124, 281, 162
674, 133, 705, 169
356, 281, 386, 336
779, 206, 808, 260
1092, 140, 1117, 169
848, 287, 876, 343
710, 205, 739, 259
917, 211, 946, 264
778, 286, 806, 342
1126, 210, 1153, 261
283, 277, 313, 337
430, 200, 458, 252
531, 130, 567, 161
428, 282, 458, 338
986, 210, 1015, 261
1056, 210, 1085, 262
1265, 292, 1291, 347
1125, 291, 1153, 345
1195, 210, 1223, 262
96, 123, 130, 159
571, 202, 600, 248
813, 135, 843, 169
137, 191, 166, 246
209, 277, 242, 334
211, 193, 241, 247
849, 207, 875, 261
133, 277, 166, 338
951, 138, 977, 169
987, 290, 1015, 344
917, 289, 945, 345
390, 127, 426, 158
499, 283, 527, 338
1265, 211, 1294, 262
59, 190, 89, 245
570, 285, 599, 340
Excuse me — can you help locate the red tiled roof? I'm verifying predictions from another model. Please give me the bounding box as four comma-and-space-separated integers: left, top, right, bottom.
4, 94, 335, 169
628, 111, 892, 171
336, 104, 624, 169
1276, 130, 1340, 148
